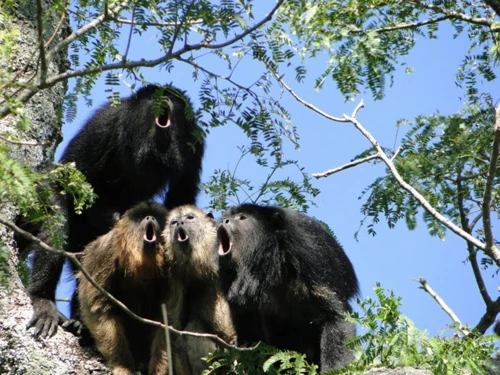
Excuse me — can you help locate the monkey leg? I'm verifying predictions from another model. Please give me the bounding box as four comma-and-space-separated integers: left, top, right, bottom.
148, 329, 168, 375
90, 314, 136, 375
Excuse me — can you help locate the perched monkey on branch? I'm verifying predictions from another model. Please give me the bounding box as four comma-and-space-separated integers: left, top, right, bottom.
162, 205, 235, 375
25, 84, 205, 337
77, 202, 169, 375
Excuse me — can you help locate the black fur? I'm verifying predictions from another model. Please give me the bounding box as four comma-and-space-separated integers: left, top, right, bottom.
216, 204, 359, 371
24, 84, 204, 337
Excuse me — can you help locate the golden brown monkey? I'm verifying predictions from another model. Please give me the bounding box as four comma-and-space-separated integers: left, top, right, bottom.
77, 202, 169, 375
162, 205, 235, 375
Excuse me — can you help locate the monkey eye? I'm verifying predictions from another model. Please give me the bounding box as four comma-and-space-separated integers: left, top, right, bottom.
238, 214, 247, 220
170, 219, 178, 226
186, 214, 195, 221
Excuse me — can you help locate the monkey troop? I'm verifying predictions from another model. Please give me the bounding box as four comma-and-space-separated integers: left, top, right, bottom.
20, 85, 359, 373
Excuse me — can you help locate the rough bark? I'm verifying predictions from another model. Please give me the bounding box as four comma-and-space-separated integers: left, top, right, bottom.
0, 2, 109, 374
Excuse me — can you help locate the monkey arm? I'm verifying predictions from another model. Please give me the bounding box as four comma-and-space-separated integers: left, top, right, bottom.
27, 248, 67, 337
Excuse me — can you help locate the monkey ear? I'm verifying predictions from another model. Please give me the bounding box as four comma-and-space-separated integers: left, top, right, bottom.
206, 212, 215, 221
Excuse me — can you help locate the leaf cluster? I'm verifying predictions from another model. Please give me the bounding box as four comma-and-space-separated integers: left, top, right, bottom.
203, 343, 318, 375
333, 284, 497, 375
358, 98, 499, 241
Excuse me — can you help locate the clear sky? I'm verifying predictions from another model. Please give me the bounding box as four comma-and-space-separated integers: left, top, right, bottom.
54, 5, 500, 345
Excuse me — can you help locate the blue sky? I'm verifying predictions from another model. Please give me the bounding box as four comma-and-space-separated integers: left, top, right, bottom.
54, 5, 500, 344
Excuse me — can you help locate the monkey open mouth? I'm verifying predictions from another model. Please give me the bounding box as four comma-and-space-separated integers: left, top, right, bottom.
217, 226, 232, 256
176, 227, 189, 243
155, 110, 171, 128
144, 221, 157, 243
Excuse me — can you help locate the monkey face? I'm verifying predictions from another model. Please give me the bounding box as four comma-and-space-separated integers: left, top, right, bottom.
163, 205, 217, 279
140, 214, 162, 253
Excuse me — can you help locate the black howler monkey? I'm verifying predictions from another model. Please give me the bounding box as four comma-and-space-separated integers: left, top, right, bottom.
216, 204, 359, 371
162, 205, 235, 375
24, 84, 205, 337
77, 201, 169, 375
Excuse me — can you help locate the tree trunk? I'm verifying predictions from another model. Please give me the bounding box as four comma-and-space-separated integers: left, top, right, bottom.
0, 2, 109, 374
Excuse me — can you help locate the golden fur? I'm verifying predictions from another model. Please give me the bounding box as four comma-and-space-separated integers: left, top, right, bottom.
77, 202, 169, 375
161, 205, 235, 374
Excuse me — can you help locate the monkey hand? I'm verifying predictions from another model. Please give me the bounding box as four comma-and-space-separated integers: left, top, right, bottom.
61, 318, 85, 336
26, 298, 65, 338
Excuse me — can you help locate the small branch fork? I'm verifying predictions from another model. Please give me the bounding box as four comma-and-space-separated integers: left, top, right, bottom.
0, 215, 254, 352
275, 73, 500, 268
418, 278, 469, 336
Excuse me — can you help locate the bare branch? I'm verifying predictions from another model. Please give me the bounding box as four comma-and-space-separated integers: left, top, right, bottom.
277, 83, 500, 264
0, 134, 48, 146
115, 18, 204, 27
0, 1, 284, 120
0, 215, 254, 351
46, 1, 131, 62
161, 304, 174, 375
35, 0, 47, 85
481, 105, 500, 260
472, 297, 500, 334
348, 15, 452, 35
456, 175, 492, 305
418, 277, 469, 335
273, 73, 346, 123
313, 153, 380, 179
342, 109, 500, 264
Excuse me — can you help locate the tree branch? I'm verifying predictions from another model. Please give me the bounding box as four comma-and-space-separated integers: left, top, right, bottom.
0, 0, 284, 120
481, 105, 500, 262
275, 75, 500, 266
0, 215, 253, 351
472, 297, 500, 334
313, 153, 380, 179
404, 0, 493, 26
418, 277, 469, 335
456, 174, 492, 305
348, 15, 452, 35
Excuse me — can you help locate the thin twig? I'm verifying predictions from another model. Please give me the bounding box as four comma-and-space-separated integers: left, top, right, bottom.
0, 134, 48, 146
313, 153, 380, 179
418, 277, 469, 335
347, 15, 452, 35
115, 17, 204, 27
35, 0, 47, 85
161, 304, 174, 375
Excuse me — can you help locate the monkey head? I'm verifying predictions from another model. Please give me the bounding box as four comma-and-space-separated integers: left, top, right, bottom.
163, 205, 217, 280
216, 204, 290, 306
113, 201, 169, 279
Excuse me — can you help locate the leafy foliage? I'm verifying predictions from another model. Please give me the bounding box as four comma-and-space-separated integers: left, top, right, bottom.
202, 147, 319, 213
203, 343, 318, 375
332, 285, 497, 375
358, 97, 499, 241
